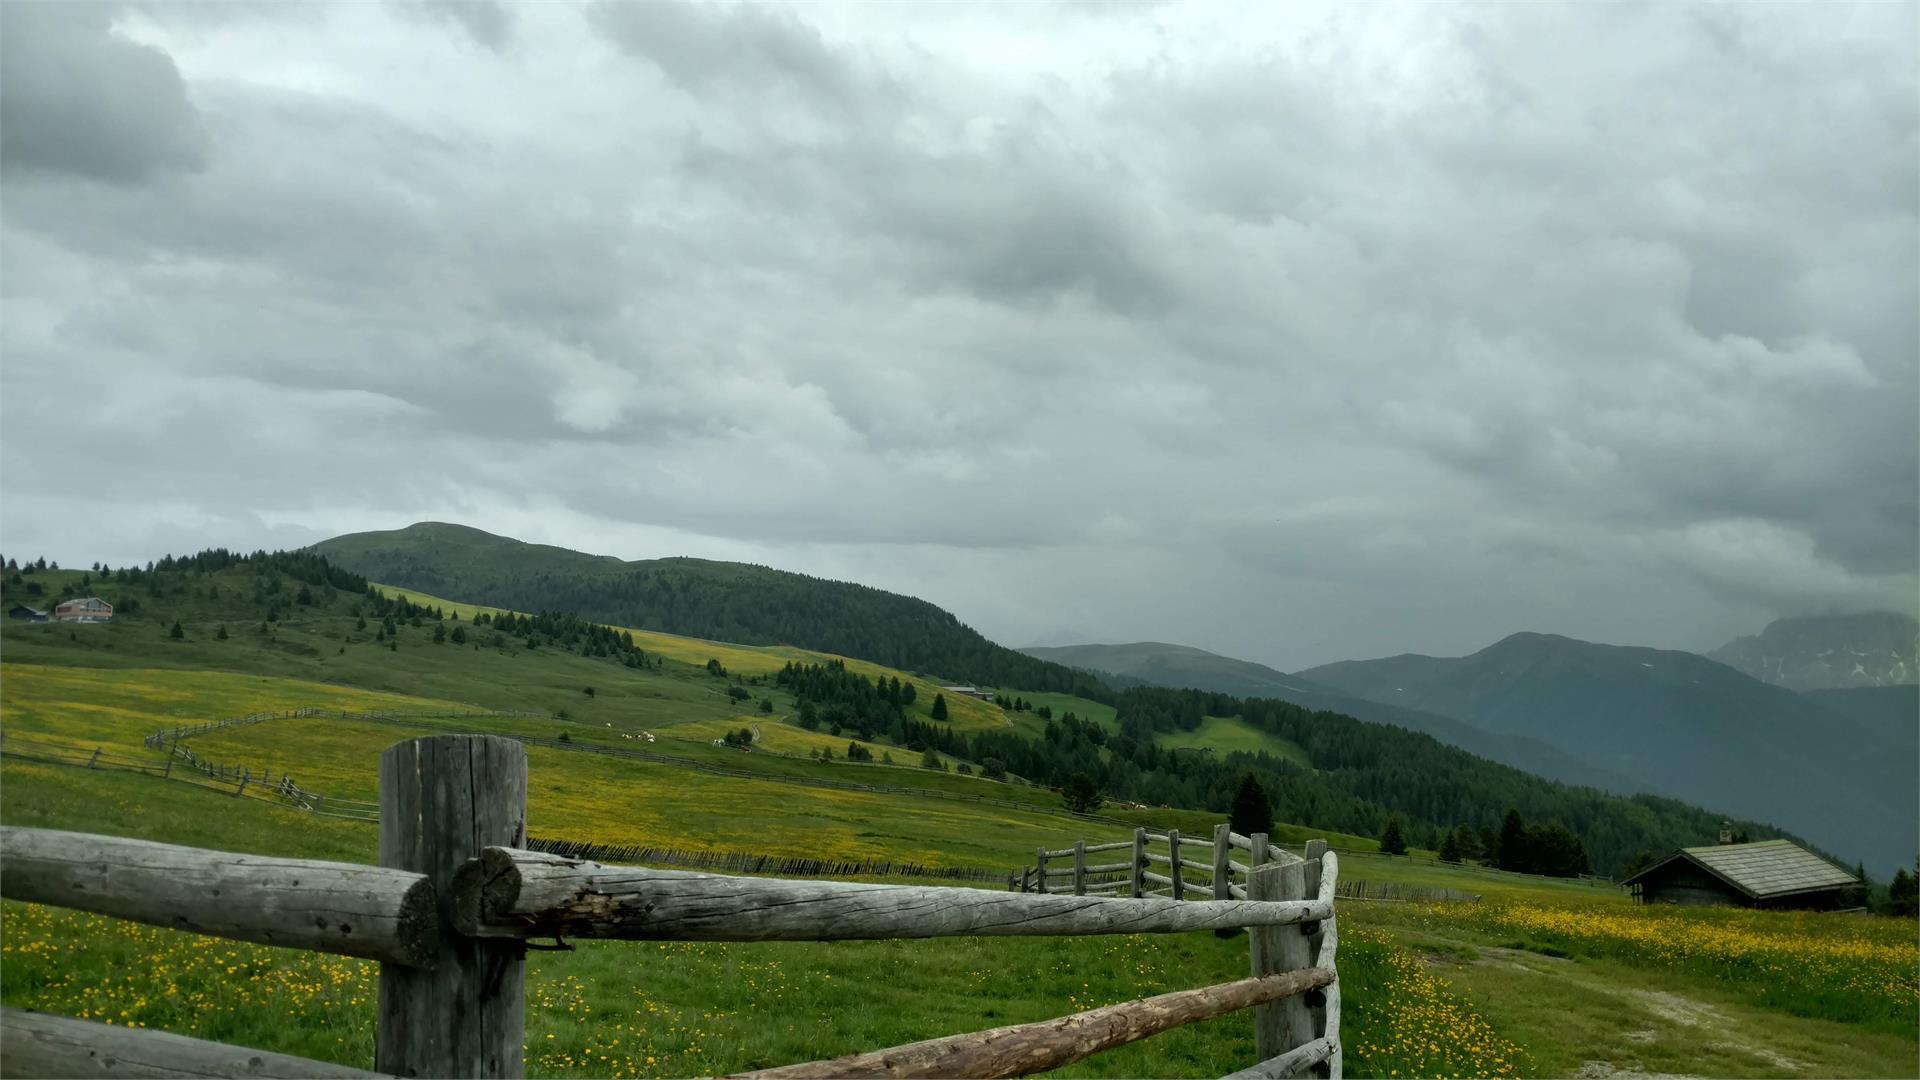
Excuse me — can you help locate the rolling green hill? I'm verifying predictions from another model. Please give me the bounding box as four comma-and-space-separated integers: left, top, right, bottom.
1301, 632, 1915, 874
312, 523, 1106, 697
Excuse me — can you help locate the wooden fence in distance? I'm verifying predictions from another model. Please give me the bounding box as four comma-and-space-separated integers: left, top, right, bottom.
1014, 825, 1302, 901
0, 735, 1343, 1079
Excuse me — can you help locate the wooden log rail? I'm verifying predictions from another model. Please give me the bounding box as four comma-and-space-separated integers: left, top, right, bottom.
738, 967, 1334, 1080
452, 848, 1333, 942
0, 1007, 387, 1079
0, 826, 438, 968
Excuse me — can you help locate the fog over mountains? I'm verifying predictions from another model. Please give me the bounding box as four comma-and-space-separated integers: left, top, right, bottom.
1708, 612, 1919, 691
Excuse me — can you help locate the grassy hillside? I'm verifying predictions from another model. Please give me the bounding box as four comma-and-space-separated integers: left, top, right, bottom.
1155, 715, 1309, 765
312, 522, 1107, 696
373, 583, 1012, 733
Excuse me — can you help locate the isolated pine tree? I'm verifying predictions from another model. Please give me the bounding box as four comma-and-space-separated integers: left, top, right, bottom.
169, 620, 184, 640
1229, 773, 1273, 838
1497, 809, 1530, 872
1379, 816, 1408, 856
1062, 772, 1102, 814
215, 624, 228, 641
1439, 828, 1462, 863
930, 693, 949, 721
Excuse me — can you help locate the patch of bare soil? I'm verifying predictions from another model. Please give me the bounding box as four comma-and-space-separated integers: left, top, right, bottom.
1629, 989, 1726, 1028
1574, 1062, 1700, 1079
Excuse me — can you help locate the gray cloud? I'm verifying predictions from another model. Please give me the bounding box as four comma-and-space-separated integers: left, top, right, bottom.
396, 0, 513, 51
1, 1, 1912, 670
588, 0, 868, 108
1, 2, 208, 182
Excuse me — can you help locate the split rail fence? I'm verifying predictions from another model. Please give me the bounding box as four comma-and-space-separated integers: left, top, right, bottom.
1014, 825, 1308, 902
0, 735, 1342, 1080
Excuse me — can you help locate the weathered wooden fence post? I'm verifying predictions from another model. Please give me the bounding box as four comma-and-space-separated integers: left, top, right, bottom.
377, 735, 527, 1078
1302, 840, 1333, 1079
1212, 824, 1231, 900
1130, 827, 1146, 898
1250, 831, 1269, 871
1072, 840, 1087, 896
1035, 847, 1049, 896
1168, 830, 1184, 901
1248, 859, 1314, 1062
85, 748, 100, 769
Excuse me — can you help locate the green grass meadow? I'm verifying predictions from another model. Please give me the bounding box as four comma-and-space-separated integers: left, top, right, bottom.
2, 563, 1914, 1078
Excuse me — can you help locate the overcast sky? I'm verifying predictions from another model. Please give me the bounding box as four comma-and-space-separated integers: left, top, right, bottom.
2, 1, 1914, 670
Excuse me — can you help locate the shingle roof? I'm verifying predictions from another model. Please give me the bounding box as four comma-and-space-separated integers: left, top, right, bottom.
1634, 839, 1858, 899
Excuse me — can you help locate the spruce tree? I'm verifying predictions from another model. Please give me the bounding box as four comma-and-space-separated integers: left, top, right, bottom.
1228, 773, 1273, 838
169, 620, 184, 640
930, 693, 948, 721
1888, 865, 1917, 917
1439, 828, 1461, 863
1497, 809, 1529, 872
1379, 816, 1408, 856
1061, 772, 1102, 814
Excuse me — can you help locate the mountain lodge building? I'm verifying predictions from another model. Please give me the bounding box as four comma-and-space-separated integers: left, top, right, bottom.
1622, 838, 1858, 910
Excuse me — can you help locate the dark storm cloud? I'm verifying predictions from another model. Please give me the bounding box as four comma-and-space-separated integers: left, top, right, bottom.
0, 2, 207, 182
0, 2, 1912, 668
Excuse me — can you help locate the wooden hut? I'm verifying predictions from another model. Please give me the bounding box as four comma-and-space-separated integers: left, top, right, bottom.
1623, 839, 1857, 909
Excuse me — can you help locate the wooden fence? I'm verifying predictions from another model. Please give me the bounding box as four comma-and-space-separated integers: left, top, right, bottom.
1334, 879, 1480, 904
0, 735, 1343, 1079
1015, 825, 1308, 902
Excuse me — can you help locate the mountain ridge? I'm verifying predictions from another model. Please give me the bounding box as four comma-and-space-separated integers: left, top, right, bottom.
1022, 640, 1651, 796
312, 522, 1107, 697
1300, 631, 1914, 872
1708, 611, 1919, 691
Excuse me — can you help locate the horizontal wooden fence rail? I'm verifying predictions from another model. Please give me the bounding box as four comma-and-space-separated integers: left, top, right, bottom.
2, 734, 1343, 1079
452, 848, 1333, 943
738, 968, 1335, 1080
0, 826, 439, 968
0, 1007, 387, 1079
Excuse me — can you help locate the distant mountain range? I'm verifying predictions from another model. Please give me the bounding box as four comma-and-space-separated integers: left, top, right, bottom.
1027, 634, 1914, 872
1302, 633, 1913, 873
1708, 612, 1918, 691
312, 523, 1101, 696
1021, 642, 1646, 795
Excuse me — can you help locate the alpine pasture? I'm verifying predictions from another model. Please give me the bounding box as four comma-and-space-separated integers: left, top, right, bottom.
1, 561, 1913, 1078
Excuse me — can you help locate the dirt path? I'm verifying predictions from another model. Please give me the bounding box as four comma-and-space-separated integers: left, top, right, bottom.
1398, 932, 1912, 1078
